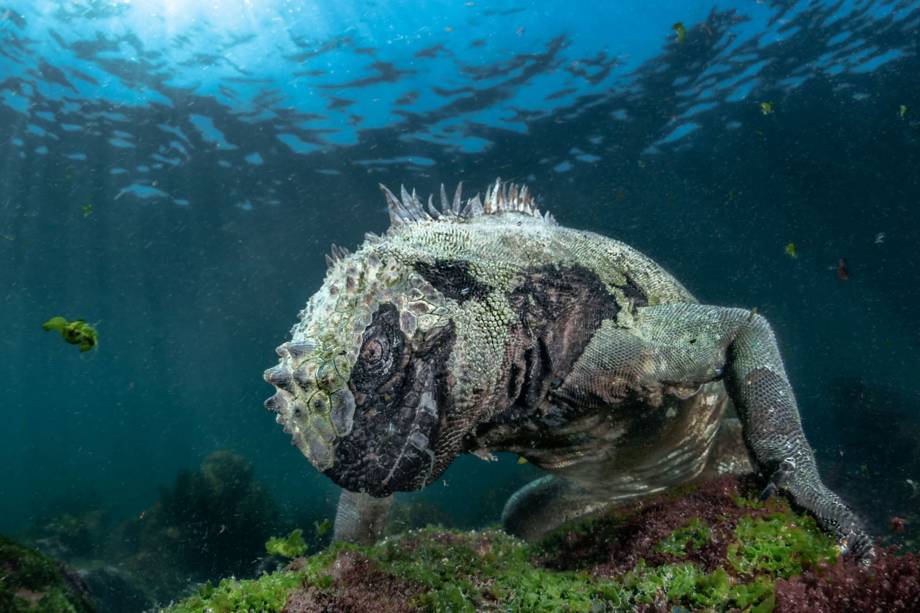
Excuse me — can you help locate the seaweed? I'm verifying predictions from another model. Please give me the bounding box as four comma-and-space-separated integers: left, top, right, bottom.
42, 317, 98, 352
118, 450, 281, 601
654, 518, 711, 558
728, 514, 838, 577
266, 530, 308, 559
0, 535, 94, 613
164, 475, 920, 613
774, 547, 920, 612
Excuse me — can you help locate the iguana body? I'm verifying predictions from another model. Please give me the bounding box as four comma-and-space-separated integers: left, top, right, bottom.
264, 180, 871, 560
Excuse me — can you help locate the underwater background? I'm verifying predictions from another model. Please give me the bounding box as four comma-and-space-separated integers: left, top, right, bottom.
1, 0, 919, 609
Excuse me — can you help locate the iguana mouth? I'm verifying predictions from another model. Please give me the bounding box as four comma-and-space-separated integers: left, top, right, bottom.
324, 369, 439, 496
324, 309, 456, 497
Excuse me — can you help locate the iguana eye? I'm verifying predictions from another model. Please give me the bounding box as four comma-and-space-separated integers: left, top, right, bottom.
359, 332, 394, 378
351, 303, 405, 395
361, 338, 385, 364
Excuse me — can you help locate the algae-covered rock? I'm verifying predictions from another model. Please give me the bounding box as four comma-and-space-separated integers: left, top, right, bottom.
164, 476, 920, 613
0, 535, 94, 613
118, 450, 281, 602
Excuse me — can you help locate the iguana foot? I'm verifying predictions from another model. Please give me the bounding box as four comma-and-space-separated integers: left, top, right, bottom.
762, 459, 875, 567
840, 530, 876, 566
759, 458, 795, 501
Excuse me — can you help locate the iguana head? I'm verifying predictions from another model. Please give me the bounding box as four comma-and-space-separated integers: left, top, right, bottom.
264, 181, 551, 497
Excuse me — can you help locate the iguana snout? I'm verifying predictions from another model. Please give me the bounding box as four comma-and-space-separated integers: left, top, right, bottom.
321, 302, 454, 496
265, 247, 461, 497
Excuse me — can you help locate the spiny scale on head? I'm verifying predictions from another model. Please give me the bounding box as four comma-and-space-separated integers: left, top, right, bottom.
380, 177, 555, 229
325, 243, 351, 268
325, 178, 555, 272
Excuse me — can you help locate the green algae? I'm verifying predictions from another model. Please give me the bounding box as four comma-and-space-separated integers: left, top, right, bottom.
42, 317, 98, 352
265, 529, 307, 559
164, 547, 339, 613
728, 512, 838, 578
614, 562, 774, 611
732, 494, 767, 510
0, 535, 93, 613
655, 518, 711, 558
163, 526, 785, 612
369, 529, 612, 612
163, 482, 850, 613
165, 571, 303, 613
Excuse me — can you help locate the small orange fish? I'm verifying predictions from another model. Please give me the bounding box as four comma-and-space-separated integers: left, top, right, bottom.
890, 516, 907, 533
836, 258, 849, 281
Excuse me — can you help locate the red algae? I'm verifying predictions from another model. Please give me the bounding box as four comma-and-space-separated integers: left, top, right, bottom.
775, 547, 920, 613
537, 475, 782, 575
282, 549, 422, 613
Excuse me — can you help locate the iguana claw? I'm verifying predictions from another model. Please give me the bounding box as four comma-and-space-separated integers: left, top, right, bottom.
839, 530, 876, 567
761, 459, 875, 567
759, 459, 795, 501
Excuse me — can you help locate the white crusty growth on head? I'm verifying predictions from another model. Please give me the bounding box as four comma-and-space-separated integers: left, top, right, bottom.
378, 178, 557, 233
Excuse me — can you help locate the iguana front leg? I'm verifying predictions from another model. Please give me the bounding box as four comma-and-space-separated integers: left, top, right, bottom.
637, 303, 874, 563
332, 489, 393, 545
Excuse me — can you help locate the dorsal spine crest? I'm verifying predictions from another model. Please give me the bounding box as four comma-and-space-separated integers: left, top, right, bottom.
379, 178, 553, 230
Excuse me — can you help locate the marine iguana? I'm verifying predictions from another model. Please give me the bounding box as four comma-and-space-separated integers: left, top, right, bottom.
264, 180, 873, 562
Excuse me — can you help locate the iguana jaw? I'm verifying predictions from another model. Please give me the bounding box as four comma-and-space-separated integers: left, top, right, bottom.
323, 314, 458, 497
324, 367, 442, 496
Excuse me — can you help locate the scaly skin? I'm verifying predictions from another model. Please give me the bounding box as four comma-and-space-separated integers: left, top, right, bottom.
264, 180, 873, 563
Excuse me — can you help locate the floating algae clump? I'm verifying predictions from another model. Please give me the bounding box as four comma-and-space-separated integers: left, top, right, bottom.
0, 535, 93, 613
42, 317, 98, 352
266, 529, 308, 559
164, 476, 920, 613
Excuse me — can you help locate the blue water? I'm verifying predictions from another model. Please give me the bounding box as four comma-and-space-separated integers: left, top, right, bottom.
1, 0, 919, 607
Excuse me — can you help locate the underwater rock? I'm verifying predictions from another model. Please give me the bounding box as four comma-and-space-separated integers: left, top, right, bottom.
282, 550, 423, 613
0, 535, 94, 613
164, 476, 920, 613
118, 450, 281, 602
30, 509, 108, 561
78, 565, 152, 613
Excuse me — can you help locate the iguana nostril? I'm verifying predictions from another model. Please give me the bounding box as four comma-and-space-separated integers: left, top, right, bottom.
317, 362, 337, 389
309, 392, 329, 414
